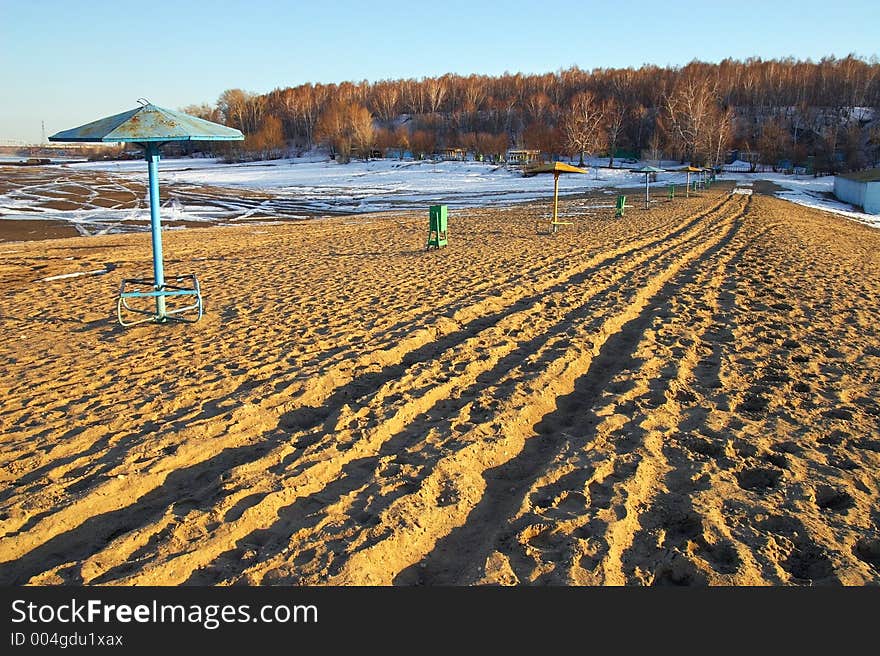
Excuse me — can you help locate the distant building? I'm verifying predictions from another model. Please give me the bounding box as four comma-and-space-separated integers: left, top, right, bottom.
505, 149, 541, 166
437, 147, 466, 161
834, 169, 880, 214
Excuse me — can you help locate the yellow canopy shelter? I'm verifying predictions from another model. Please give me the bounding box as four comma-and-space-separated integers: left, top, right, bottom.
524, 161, 588, 232
676, 165, 703, 197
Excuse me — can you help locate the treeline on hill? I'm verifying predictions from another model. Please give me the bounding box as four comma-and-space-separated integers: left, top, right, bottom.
178, 56, 880, 173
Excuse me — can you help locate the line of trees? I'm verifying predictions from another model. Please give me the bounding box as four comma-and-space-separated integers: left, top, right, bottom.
181, 55, 880, 173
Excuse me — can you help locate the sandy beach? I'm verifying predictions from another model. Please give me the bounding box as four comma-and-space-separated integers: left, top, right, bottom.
1, 183, 879, 586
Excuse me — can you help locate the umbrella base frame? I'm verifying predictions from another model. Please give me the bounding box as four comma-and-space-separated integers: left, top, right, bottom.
117, 274, 203, 326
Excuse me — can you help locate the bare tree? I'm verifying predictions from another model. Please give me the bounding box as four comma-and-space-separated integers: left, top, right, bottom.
409, 130, 436, 159
297, 84, 326, 150
315, 101, 373, 163
604, 98, 627, 166
462, 75, 486, 112
524, 92, 551, 124
218, 89, 250, 131
758, 117, 792, 169
403, 79, 428, 115
203, 57, 880, 172
523, 122, 562, 161
425, 77, 448, 114
371, 80, 401, 124
350, 104, 375, 159
394, 125, 410, 160
563, 92, 606, 166
707, 106, 734, 169
647, 121, 664, 165
315, 101, 349, 161
373, 127, 395, 157
244, 115, 286, 160
663, 77, 719, 164
181, 103, 222, 123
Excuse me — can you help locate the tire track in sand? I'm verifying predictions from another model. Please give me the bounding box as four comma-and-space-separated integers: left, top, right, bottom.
0, 203, 691, 501
336, 196, 750, 585
0, 195, 735, 584
3, 196, 737, 585
169, 196, 743, 584
266, 195, 749, 585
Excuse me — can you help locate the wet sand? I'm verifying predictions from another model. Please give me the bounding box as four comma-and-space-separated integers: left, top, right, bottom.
0, 218, 80, 243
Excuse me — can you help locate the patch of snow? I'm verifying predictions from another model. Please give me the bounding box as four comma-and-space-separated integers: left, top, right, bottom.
4, 154, 877, 233
37, 267, 112, 282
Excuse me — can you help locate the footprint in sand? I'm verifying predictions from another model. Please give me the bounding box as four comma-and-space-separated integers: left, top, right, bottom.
781, 540, 837, 583
853, 539, 880, 571
813, 485, 855, 513
735, 466, 783, 492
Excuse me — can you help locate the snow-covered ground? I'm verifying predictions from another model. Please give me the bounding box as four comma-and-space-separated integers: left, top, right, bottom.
69, 156, 661, 211
2, 154, 877, 235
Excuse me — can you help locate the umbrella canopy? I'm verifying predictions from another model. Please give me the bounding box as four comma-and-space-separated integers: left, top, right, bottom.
49, 102, 244, 325
674, 165, 703, 197
630, 166, 665, 209
49, 102, 244, 143
524, 161, 588, 232
523, 161, 588, 176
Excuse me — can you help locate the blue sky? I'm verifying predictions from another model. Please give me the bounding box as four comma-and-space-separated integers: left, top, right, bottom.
1, 0, 878, 143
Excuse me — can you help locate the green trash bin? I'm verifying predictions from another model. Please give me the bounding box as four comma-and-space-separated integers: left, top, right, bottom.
614, 195, 627, 217
427, 205, 448, 250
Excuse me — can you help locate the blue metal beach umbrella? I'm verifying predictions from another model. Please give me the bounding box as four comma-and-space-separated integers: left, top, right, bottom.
49, 100, 244, 326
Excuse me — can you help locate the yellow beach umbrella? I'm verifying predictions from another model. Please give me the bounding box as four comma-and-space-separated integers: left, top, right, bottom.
524, 161, 588, 232
676, 165, 703, 197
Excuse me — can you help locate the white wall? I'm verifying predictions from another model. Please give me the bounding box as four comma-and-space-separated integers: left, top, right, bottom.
834, 176, 880, 215
865, 181, 880, 214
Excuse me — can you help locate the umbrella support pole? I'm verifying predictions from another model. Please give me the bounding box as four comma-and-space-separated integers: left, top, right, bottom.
115, 142, 203, 326
553, 173, 559, 233
146, 145, 167, 320
526, 162, 587, 234
548, 172, 574, 233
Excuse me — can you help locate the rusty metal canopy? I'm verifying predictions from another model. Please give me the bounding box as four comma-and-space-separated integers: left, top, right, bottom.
48, 102, 244, 143
524, 161, 588, 176
674, 165, 704, 172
